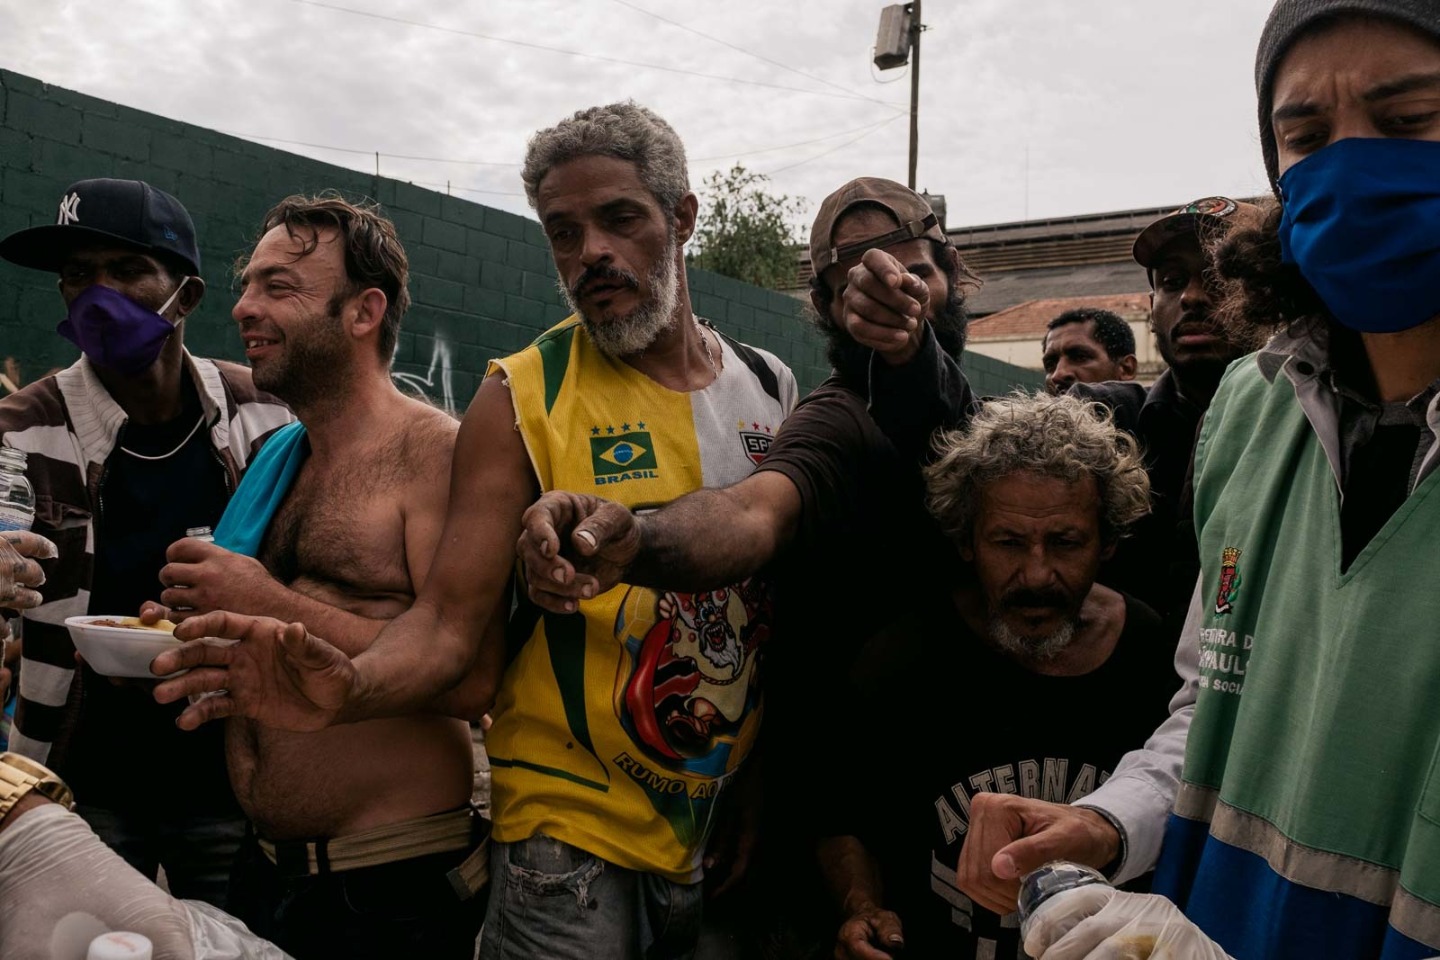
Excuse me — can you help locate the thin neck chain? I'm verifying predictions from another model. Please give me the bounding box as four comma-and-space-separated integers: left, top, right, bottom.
118, 413, 206, 461
698, 322, 718, 381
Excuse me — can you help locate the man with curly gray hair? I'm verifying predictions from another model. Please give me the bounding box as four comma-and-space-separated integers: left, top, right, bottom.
815, 393, 1176, 960
926, 392, 1152, 578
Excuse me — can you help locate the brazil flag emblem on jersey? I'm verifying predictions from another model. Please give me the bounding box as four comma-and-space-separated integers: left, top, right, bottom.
591, 431, 659, 481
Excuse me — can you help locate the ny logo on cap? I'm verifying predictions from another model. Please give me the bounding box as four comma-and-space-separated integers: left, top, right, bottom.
57, 193, 81, 226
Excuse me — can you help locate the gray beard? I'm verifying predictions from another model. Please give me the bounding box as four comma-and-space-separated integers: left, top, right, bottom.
562, 244, 681, 358
988, 617, 1078, 663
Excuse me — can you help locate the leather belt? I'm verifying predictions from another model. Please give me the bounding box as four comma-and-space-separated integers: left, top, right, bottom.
258, 805, 490, 897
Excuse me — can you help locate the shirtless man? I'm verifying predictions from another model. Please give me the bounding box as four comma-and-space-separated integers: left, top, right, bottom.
145, 194, 488, 959
152, 103, 796, 959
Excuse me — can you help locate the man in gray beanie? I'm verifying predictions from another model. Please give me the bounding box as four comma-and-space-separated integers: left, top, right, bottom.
1253, 0, 1440, 190
953, 1, 1440, 957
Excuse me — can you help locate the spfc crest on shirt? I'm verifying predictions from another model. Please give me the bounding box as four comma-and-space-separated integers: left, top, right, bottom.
736, 420, 774, 465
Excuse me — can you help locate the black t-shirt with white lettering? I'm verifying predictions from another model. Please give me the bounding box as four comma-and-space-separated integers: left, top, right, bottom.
817, 590, 1176, 959
754, 374, 962, 811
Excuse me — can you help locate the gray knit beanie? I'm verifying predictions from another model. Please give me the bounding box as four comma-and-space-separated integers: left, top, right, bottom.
1255, 0, 1440, 191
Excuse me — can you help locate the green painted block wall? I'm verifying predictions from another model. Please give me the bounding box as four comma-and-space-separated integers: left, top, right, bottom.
0, 69, 1041, 409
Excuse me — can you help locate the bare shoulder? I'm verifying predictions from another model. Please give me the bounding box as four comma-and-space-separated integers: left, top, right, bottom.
398, 396, 461, 463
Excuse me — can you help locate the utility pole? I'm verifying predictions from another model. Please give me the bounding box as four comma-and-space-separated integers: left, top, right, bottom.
874, 3, 924, 189
907, 0, 922, 190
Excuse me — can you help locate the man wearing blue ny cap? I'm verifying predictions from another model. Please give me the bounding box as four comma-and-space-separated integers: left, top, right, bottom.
0, 178, 292, 906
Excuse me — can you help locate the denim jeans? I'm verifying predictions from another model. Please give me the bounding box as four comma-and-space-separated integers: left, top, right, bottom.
480, 834, 705, 960
76, 803, 245, 908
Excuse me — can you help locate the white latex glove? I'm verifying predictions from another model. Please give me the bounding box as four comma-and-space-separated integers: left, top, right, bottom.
0, 530, 58, 612
1023, 885, 1234, 960
0, 803, 290, 960
182, 900, 291, 960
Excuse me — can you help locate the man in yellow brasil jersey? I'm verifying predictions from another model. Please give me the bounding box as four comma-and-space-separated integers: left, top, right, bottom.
152, 102, 799, 960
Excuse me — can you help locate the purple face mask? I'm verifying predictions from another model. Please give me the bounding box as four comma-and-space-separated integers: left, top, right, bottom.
57, 279, 188, 376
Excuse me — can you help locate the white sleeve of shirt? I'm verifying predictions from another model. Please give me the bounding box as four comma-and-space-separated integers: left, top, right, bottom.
1074, 576, 1202, 884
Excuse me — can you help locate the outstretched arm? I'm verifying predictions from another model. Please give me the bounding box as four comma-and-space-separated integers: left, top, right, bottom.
517, 470, 802, 613
315, 373, 535, 722
842, 247, 977, 463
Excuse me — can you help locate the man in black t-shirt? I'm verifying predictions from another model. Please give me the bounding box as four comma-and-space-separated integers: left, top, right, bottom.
514, 178, 978, 954
516, 176, 977, 650
816, 392, 1175, 960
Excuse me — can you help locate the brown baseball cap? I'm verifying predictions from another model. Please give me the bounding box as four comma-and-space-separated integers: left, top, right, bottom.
809, 177, 948, 275
1132, 196, 1261, 270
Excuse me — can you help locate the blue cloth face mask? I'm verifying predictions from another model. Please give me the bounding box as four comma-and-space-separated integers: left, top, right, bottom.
1278, 137, 1440, 334
57, 278, 188, 375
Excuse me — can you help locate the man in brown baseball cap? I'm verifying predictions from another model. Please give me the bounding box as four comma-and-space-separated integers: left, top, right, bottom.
512, 176, 984, 953
808, 177, 975, 383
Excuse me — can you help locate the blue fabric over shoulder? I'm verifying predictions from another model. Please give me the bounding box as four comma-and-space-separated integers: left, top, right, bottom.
213, 421, 309, 558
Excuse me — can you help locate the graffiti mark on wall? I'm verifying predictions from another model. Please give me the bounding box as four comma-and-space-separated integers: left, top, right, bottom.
393, 337, 457, 416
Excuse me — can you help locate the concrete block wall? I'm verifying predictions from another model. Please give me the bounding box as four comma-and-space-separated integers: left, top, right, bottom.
0, 69, 1040, 408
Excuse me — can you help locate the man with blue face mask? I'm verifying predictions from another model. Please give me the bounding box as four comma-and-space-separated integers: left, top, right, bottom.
0, 178, 292, 907
950, 1, 1440, 958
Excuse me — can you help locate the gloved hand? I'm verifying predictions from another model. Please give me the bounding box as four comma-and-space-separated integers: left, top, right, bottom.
1023, 884, 1233, 960
182, 900, 291, 960
0, 803, 289, 959
0, 529, 58, 612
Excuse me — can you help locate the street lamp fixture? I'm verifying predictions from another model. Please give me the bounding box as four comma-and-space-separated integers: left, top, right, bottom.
872, 2, 924, 190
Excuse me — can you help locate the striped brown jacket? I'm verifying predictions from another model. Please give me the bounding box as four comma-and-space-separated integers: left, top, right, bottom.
0, 353, 293, 765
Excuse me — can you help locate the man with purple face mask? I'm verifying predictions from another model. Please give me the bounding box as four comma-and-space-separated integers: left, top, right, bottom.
0, 178, 292, 907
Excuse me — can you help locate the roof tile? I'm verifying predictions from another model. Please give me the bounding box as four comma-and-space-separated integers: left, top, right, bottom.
968, 293, 1151, 340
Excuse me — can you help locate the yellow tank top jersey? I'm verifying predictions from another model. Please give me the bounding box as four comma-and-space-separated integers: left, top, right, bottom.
486, 316, 798, 883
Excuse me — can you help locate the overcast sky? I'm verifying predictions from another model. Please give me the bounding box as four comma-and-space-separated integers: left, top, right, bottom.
0, 0, 1276, 235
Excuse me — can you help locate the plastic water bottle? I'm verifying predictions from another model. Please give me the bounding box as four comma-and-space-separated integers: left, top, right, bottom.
0, 448, 34, 533
1017, 861, 1111, 943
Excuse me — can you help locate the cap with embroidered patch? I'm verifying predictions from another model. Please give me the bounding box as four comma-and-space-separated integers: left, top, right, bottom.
0, 178, 200, 276
1132, 196, 1261, 270
809, 177, 948, 276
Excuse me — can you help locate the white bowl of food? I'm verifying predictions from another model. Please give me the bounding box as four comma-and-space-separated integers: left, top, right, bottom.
65, 615, 184, 679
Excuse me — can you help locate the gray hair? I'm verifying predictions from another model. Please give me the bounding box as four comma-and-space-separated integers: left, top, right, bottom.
925, 392, 1151, 544
521, 102, 690, 213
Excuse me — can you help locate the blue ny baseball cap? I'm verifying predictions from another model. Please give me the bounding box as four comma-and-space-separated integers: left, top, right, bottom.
0, 178, 201, 276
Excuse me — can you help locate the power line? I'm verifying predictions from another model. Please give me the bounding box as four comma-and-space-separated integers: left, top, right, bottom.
409, 178, 527, 198
218, 131, 515, 166
290, 0, 900, 106
765, 114, 905, 175
608, 0, 903, 111
693, 120, 909, 162
220, 117, 901, 170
